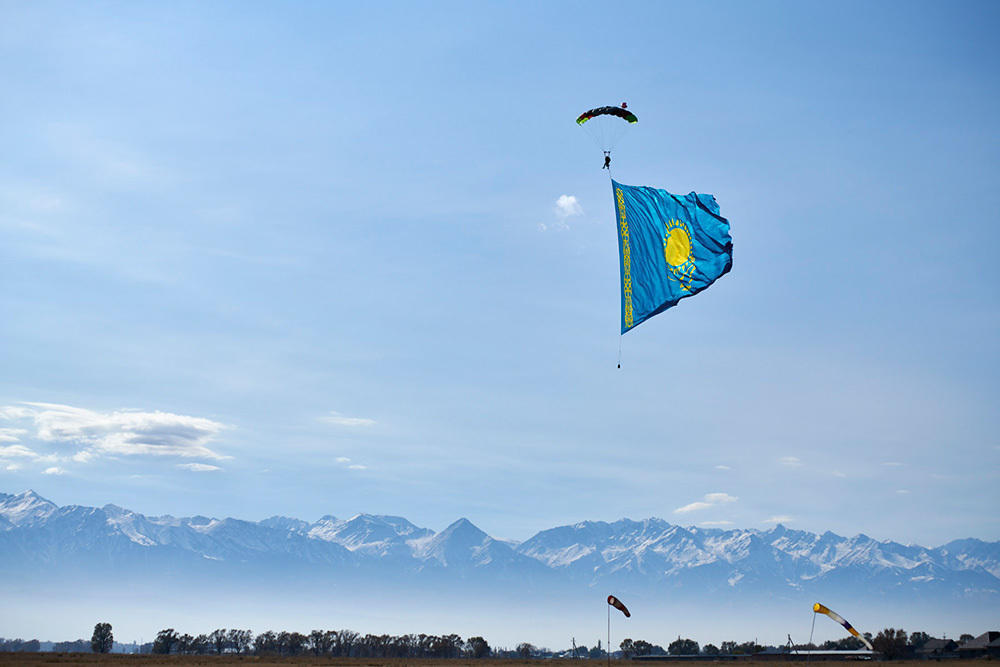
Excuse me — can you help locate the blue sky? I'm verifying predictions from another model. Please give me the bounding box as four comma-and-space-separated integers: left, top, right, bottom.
1, 0, 998, 546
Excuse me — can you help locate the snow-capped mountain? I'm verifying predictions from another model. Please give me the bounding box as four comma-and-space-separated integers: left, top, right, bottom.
515, 517, 1000, 598
1, 490, 997, 604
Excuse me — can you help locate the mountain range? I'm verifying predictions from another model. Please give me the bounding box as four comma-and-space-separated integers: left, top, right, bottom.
2, 489, 998, 607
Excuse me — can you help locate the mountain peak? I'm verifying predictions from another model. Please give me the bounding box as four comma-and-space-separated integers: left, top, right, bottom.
447, 517, 477, 530
17, 489, 52, 503
0, 489, 59, 527
436, 517, 488, 542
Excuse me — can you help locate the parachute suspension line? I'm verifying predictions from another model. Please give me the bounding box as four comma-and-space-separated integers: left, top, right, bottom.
608, 162, 625, 369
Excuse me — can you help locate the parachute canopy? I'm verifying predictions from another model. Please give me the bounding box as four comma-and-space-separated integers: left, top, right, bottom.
576, 106, 638, 125
813, 603, 873, 650
577, 104, 637, 153
607, 594, 631, 618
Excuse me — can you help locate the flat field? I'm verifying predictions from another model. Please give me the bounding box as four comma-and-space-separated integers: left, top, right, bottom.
0, 659, 988, 667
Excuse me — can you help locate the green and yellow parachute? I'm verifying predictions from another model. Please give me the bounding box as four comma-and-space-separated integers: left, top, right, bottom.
576, 105, 638, 125
576, 104, 637, 153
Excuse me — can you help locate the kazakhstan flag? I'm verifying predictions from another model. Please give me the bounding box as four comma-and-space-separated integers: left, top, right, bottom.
613, 180, 733, 333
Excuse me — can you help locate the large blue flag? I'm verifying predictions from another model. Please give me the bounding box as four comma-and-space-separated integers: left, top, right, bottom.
613, 180, 733, 333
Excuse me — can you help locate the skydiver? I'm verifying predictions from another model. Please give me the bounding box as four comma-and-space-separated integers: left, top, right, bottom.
602, 151, 611, 169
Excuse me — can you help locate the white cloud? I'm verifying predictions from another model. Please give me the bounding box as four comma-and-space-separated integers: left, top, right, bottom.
764, 515, 794, 524
674, 501, 712, 513
541, 195, 583, 231
882, 461, 904, 467
699, 520, 734, 527
896, 489, 910, 495
556, 195, 582, 218
0, 428, 26, 443
321, 412, 375, 427
4, 463, 21, 471
333, 457, 367, 470
42, 466, 66, 475
714, 465, 732, 471
832, 470, 847, 478
177, 463, 221, 472
674, 492, 738, 514
0, 406, 31, 420
72, 450, 95, 463
0, 444, 39, 459
1, 402, 228, 461
778, 456, 802, 467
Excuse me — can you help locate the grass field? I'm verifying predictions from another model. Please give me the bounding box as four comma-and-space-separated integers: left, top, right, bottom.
0, 658, 989, 667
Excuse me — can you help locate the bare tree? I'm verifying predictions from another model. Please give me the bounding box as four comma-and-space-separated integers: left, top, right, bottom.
227, 629, 252, 654
152, 629, 178, 655
209, 628, 228, 654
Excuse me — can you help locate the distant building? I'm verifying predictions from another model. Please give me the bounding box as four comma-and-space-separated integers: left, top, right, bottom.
957, 632, 1000, 659
915, 638, 958, 659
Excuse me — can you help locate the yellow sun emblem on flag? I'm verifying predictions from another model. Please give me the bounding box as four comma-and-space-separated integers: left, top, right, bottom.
663, 219, 696, 291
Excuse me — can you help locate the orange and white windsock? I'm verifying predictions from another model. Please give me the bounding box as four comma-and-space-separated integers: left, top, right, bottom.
608, 595, 631, 618
813, 603, 873, 650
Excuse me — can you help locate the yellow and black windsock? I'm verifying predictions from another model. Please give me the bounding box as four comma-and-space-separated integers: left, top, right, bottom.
813, 603, 873, 650
608, 594, 631, 618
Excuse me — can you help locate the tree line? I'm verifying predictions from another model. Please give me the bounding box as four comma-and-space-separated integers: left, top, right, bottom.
149, 628, 491, 658
0, 623, 985, 658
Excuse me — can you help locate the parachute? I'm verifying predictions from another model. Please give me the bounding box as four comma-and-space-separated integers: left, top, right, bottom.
813, 603, 873, 650
576, 106, 639, 126
607, 594, 631, 618
577, 104, 637, 153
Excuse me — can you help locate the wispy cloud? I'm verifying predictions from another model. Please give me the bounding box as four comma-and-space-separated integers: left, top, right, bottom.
0, 444, 39, 459
321, 412, 375, 427
1, 402, 228, 461
764, 515, 794, 524
0, 428, 26, 444
177, 463, 221, 472
896, 489, 910, 495
674, 492, 738, 514
714, 465, 732, 471
334, 456, 368, 471
778, 456, 802, 467
882, 461, 904, 467
42, 466, 66, 475
699, 520, 734, 527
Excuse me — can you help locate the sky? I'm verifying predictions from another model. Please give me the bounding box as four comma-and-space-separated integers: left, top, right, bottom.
1, 0, 998, 549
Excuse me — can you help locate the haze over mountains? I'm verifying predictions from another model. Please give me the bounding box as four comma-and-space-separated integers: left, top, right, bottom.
2, 489, 997, 647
